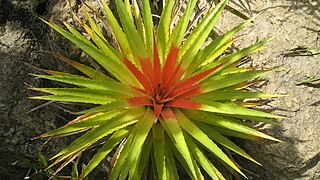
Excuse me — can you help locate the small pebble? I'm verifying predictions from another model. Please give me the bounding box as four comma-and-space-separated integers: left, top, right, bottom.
307, 87, 313, 92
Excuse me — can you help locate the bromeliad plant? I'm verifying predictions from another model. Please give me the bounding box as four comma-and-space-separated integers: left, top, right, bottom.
31, 0, 283, 179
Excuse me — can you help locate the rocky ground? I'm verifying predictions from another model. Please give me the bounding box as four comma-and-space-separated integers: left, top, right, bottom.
0, 0, 319, 179
223, 1, 320, 179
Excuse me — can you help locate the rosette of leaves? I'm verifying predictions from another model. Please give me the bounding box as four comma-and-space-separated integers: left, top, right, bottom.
31, 0, 283, 179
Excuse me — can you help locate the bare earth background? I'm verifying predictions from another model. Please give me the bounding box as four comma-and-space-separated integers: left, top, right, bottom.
0, 0, 319, 179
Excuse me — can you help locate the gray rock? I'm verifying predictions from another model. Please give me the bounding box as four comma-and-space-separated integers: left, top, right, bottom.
0, 0, 74, 179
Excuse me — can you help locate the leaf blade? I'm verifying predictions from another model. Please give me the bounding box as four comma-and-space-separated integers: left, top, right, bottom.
50, 115, 138, 163
156, 0, 174, 62
160, 108, 198, 179
183, 109, 282, 142
110, 108, 155, 180
40, 18, 137, 85
78, 128, 131, 180
196, 122, 261, 165
184, 133, 224, 180
179, 0, 228, 69
195, 90, 284, 101
152, 123, 166, 180
174, 109, 246, 177
31, 74, 137, 96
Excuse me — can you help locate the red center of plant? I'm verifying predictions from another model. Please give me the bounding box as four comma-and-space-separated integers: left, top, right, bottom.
124, 40, 225, 121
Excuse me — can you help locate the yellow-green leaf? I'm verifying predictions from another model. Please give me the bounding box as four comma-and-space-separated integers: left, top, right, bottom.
79, 128, 131, 180
174, 109, 246, 178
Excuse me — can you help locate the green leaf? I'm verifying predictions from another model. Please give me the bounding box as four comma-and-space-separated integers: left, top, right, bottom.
30, 94, 114, 105
197, 15, 255, 66
199, 37, 273, 74
196, 122, 261, 165
156, 0, 174, 63
81, 164, 89, 180
188, 16, 261, 75
219, 66, 251, 75
209, 124, 259, 139
129, 132, 153, 180
198, 100, 284, 119
50, 113, 138, 161
71, 162, 79, 179
47, 52, 112, 81
222, 114, 281, 125
79, 128, 130, 180
31, 74, 137, 96
186, 38, 235, 76
31, 87, 123, 97
78, 100, 130, 114
160, 108, 197, 180
183, 109, 282, 142
192, 156, 205, 180
31, 88, 130, 104
296, 77, 320, 85
179, 0, 228, 69
124, 0, 133, 20
85, 11, 121, 58
195, 90, 283, 101
142, 0, 154, 58
109, 124, 139, 180
164, 134, 195, 179
200, 70, 274, 93
37, 151, 48, 167
174, 109, 246, 177
138, 135, 153, 175
99, 0, 134, 61
132, 0, 144, 39
184, 133, 223, 180
36, 108, 144, 139
168, 0, 197, 48
117, 108, 155, 180
75, 16, 120, 62
164, 138, 179, 180
115, 0, 148, 62
40, 18, 137, 85
31, 66, 86, 78
165, 134, 203, 180
63, 22, 92, 46
152, 123, 166, 180
85, 11, 103, 37
50, 153, 80, 178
